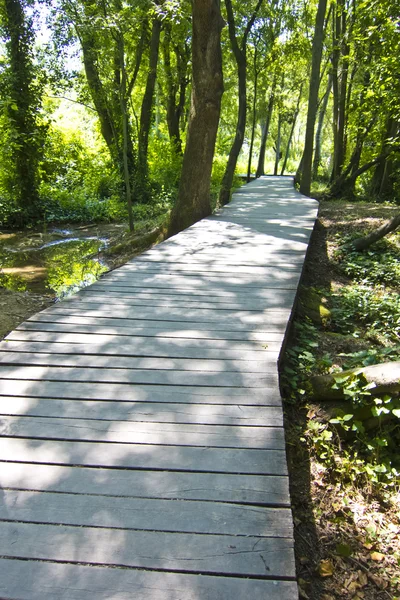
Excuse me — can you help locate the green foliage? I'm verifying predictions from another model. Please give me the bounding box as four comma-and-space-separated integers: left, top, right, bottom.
0, 269, 26, 291
0, 0, 47, 217
330, 285, 400, 343
329, 373, 400, 487
281, 320, 332, 401
148, 136, 183, 198
336, 237, 400, 288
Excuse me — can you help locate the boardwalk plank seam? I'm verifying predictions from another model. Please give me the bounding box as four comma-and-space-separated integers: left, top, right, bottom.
0, 176, 318, 599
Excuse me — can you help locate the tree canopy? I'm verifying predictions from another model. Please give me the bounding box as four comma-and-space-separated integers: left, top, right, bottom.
0, 0, 399, 228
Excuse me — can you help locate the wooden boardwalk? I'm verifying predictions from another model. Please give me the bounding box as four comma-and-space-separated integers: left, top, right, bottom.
0, 176, 318, 599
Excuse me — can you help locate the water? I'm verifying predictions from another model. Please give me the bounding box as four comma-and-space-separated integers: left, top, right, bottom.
0, 224, 125, 298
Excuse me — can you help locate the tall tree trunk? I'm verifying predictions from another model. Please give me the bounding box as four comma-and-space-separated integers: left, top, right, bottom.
167, 0, 224, 237
370, 118, 398, 197
138, 15, 161, 194
274, 114, 282, 175
246, 45, 259, 182
118, 35, 134, 232
329, 153, 386, 198
219, 0, 263, 205
330, 3, 340, 182
299, 0, 328, 196
334, 1, 349, 178
256, 86, 275, 177
281, 84, 303, 175
162, 25, 189, 154
312, 73, 331, 179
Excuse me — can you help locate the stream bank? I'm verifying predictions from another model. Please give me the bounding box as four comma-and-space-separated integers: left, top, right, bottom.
0, 221, 165, 340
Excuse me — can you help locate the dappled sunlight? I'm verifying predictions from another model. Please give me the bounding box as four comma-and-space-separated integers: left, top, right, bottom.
0, 177, 316, 597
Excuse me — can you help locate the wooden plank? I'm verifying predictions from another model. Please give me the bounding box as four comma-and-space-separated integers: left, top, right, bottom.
16, 321, 286, 344
0, 489, 292, 537
31, 308, 292, 332
0, 396, 284, 425
79, 287, 297, 305
26, 312, 287, 336
35, 305, 292, 325
0, 365, 277, 388
132, 252, 306, 267
96, 272, 301, 289
0, 521, 295, 578
0, 379, 281, 405
0, 340, 274, 362
117, 262, 300, 275
4, 331, 277, 351
0, 415, 285, 449
0, 437, 288, 474
0, 352, 276, 373
0, 558, 298, 600
0, 462, 290, 505
74, 290, 298, 311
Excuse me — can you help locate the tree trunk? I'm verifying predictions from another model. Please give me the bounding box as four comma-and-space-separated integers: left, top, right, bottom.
256, 87, 275, 177
311, 362, 400, 401
118, 36, 134, 232
370, 118, 398, 197
334, 3, 349, 179
347, 213, 400, 251
162, 25, 190, 154
274, 114, 282, 175
329, 152, 386, 197
281, 84, 303, 175
167, 0, 224, 237
312, 73, 331, 179
138, 15, 162, 193
299, 0, 328, 196
247, 46, 259, 182
219, 0, 263, 205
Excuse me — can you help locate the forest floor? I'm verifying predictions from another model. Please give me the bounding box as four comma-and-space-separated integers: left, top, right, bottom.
0, 200, 399, 599
282, 198, 400, 600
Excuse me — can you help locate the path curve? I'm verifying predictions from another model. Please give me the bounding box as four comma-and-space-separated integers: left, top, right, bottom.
0, 176, 318, 599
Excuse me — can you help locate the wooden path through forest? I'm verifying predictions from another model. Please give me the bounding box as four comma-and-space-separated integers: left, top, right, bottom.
0, 176, 318, 599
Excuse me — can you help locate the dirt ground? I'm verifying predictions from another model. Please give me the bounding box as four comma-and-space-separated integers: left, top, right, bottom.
0, 288, 54, 341
284, 199, 400, 600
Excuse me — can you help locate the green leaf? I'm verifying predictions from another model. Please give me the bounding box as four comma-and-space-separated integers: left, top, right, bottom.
336, 542, 353, 557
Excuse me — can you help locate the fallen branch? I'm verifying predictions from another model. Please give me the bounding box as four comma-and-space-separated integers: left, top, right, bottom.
345, 212, 400, 251
311, 361, 400, 401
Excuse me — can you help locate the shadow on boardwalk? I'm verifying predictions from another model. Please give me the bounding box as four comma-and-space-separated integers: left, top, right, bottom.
0, 176, 318, 599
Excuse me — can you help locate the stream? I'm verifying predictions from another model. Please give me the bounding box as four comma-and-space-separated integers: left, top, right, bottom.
0, 223, 128, 298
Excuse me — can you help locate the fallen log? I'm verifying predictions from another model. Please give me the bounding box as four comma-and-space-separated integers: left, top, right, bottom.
311, 361, 400, 401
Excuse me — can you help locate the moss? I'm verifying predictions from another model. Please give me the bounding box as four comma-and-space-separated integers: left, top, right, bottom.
298, 287, 331, 325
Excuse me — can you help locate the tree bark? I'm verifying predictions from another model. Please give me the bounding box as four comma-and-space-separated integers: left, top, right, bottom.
281, 84, 303, 175
299, 0, 328, 196
256, 85, 275, 177
370, 118, 398, 197
162, 24, 190, 154
346, 213, 400, 251
329, 151, 385, 197
246, 43, 259, 182
137, 15, 162, 195
167, 0, 224, 237
311, 362, 400, 401
312, 73, 331, 179
219, 0, 263, 205
274, 113, 282, 175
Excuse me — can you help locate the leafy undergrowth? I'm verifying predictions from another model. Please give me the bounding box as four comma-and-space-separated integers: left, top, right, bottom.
281, 199, 400, 600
